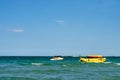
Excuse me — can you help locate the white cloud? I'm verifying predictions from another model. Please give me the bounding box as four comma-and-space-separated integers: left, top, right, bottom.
55, 20, 65, 25
8, 28, 24, 32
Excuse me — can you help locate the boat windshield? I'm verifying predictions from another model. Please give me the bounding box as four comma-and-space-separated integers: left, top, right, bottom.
54, 56, 62, 57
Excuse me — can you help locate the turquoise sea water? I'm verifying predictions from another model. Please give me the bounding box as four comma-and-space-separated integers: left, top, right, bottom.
0, 56, 120, 80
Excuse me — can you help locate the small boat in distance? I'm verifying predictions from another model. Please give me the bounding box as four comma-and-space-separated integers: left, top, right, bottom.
50, 56, 64, 61
80, 55, 106, 63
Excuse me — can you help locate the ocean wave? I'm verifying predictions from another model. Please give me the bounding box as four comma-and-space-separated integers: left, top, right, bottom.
115, 63, 120, 66
31, 63, 43, 66
0, 77, 36, 80
61, 63, 72, 67
103, 62, 112, 64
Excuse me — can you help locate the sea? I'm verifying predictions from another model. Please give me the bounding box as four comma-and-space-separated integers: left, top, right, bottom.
0, 56, 120, 80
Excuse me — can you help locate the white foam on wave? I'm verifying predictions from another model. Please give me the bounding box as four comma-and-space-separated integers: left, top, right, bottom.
31, 63, 43, 66
116, 63, 120, 66
62, 64, 68, 67
62, 65, 66, 67
103, 62, 111, 64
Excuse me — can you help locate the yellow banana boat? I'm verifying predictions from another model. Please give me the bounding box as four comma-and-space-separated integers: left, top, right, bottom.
80, 55, 106, 63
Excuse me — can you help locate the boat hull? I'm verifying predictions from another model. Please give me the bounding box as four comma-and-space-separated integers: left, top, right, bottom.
50, 57, 64, 61
80, 57, 106, 63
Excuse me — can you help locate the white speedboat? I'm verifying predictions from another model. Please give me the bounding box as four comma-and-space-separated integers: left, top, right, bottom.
50, 56, 64, 61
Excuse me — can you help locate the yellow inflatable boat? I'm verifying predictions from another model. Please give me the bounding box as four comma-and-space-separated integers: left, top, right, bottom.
80, 55, 106, 63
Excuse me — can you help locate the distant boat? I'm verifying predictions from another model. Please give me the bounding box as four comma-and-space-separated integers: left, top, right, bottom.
50, 56, 64, 61
80, 55, 106, 63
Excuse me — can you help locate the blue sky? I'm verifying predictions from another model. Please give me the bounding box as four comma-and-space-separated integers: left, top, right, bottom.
0, 0, 120, 56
